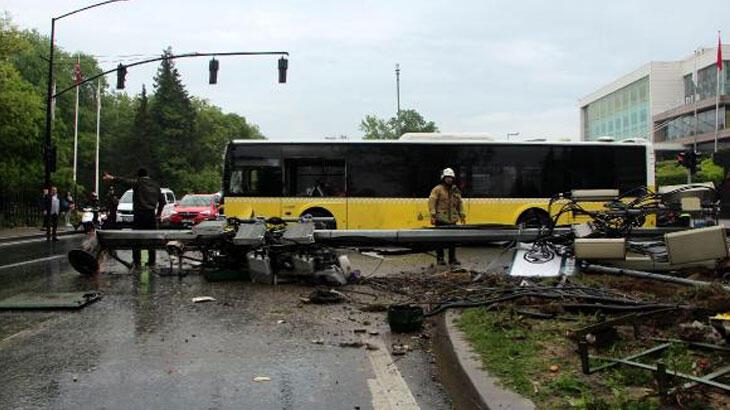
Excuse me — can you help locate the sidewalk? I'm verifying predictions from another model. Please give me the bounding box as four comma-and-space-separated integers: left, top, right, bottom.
0, 226, 78, 242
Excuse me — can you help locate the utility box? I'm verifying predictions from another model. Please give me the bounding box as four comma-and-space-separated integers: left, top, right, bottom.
574, 238, 626, 260
665, 225, 728, 265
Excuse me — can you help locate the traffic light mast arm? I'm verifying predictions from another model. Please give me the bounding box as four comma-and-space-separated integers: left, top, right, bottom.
52, 50, 289, 99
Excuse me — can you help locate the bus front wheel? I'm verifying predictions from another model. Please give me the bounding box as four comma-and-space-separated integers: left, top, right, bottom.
301, 208, 337, 230
516, 208, 551, 229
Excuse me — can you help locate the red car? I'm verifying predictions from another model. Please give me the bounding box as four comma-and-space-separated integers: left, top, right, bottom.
170, 194, 219, 228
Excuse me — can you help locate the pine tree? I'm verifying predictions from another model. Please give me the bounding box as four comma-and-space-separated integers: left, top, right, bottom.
130, 84, 153, 172
150, 47, 196, 190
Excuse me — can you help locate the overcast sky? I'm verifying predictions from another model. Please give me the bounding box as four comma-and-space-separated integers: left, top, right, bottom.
4, 0, 729, 140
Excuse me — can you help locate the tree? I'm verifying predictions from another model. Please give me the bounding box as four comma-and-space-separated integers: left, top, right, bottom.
150, 47, 197, 190
360, 109, 439, 140
130, 84, 153, 171
0, 15, 268, 222
0, 15, 43, 197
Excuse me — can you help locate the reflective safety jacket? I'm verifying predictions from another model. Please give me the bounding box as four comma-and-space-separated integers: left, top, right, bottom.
428, 183, 465, 225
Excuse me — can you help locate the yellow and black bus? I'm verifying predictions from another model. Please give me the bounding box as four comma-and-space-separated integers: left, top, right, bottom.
222, 134, 654, 229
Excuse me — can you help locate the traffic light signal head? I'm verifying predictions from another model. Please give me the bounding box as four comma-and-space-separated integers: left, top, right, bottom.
209, 58, 219, 84
278, 57, 288, 83
676, 152, 687, 167
676, 150, 699, 174
116, 63, 127, 89
688, 151, 698, 174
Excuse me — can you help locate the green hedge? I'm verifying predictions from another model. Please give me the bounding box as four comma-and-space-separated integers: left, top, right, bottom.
656, 158, 724, 186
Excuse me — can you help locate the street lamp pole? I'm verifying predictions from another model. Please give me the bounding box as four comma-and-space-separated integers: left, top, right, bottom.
395, 63, 401, 137
42, 0, 128, 239
395, 63, 401, 115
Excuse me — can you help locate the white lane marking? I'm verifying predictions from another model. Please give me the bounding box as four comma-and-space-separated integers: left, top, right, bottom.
0, 254, 66, 271
366, 337, 421, 410
0, 234, 77, 248
0, 316, 70, 348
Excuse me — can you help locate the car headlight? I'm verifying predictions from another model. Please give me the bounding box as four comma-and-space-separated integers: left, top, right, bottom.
200, 210, 211, 216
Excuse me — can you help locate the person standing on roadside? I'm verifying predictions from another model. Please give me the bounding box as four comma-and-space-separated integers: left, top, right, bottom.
103, 168, 164, 268
104, 186, 119, 229
428, 168, 466, 266
64, 191, 75, 227
40, 188, 49, 230
46, 186, 60, 241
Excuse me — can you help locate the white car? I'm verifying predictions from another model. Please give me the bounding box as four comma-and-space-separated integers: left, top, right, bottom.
116, 188, 176, 226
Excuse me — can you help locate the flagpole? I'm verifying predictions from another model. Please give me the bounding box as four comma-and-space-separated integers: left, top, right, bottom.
715, 31, 722, 153
95, 78, 101, 195
73, 54, 80, 185
693, 48, 699, 153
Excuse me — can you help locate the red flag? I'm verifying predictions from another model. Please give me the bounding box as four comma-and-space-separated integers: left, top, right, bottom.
718, 32, 723, 71
74, 59, 83, 84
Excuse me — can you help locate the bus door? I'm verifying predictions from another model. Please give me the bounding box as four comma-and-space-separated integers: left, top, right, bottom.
282, 158, 347, 227
226, 159, 282, 219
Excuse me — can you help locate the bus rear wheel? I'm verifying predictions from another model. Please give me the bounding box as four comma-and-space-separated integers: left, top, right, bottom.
301, 208, 337, 230
516, 208, 551, 229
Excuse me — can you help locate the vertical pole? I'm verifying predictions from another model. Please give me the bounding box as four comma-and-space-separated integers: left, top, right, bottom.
395, 63, 401, 138
716, 66, 721, 153
73, 55, 80, 186
655, 360, 669, 401
693, 48, 699, 153
716, 32, 722, 153
578, 341, 590, 374
395, 64, 401, 114
44, 18, 55, 240
95, 78, 101, 195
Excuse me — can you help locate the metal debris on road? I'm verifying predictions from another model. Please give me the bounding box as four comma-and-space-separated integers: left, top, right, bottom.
191, 296, 216, 303
0, 291, 102, 310
307, 288, 347, 304
253, 376, 272, 382
339, 341, 364, 348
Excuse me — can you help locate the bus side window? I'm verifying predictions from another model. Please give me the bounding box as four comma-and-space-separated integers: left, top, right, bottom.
288, 160, 346, 197
229, 167, 282, 196
230, 170, 244, 194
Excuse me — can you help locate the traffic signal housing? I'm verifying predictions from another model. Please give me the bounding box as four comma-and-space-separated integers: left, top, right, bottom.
676, 152, 687, 167
278, 57, 288, 83
209, 58, 219, 84
687, 151, 698, 175
116, 64, 127, 89
676, 150, 699, 174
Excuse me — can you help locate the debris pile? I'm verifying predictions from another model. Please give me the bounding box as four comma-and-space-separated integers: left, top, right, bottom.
361, 270, 676, 318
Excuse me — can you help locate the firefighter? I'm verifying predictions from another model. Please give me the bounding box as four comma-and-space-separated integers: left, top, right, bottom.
103, 168, 165, 268
428, 168, 466, 266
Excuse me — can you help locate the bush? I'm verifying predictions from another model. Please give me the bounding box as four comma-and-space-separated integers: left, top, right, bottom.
656, 157, 724, 187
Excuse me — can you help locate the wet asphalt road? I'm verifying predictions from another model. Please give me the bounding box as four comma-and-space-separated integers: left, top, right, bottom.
0, 235, 508, 409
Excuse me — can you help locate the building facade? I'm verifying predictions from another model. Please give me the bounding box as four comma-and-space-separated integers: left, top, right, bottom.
579, 45, 729, 151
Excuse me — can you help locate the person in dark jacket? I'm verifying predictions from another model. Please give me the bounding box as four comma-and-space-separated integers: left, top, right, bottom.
103, 168, 165, 268
104, 186, 119, 229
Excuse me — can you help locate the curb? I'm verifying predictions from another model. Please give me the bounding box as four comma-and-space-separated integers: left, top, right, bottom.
431, 310, 535, 410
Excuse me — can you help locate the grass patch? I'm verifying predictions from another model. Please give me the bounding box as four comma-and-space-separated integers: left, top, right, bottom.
457, 308, 668, 409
